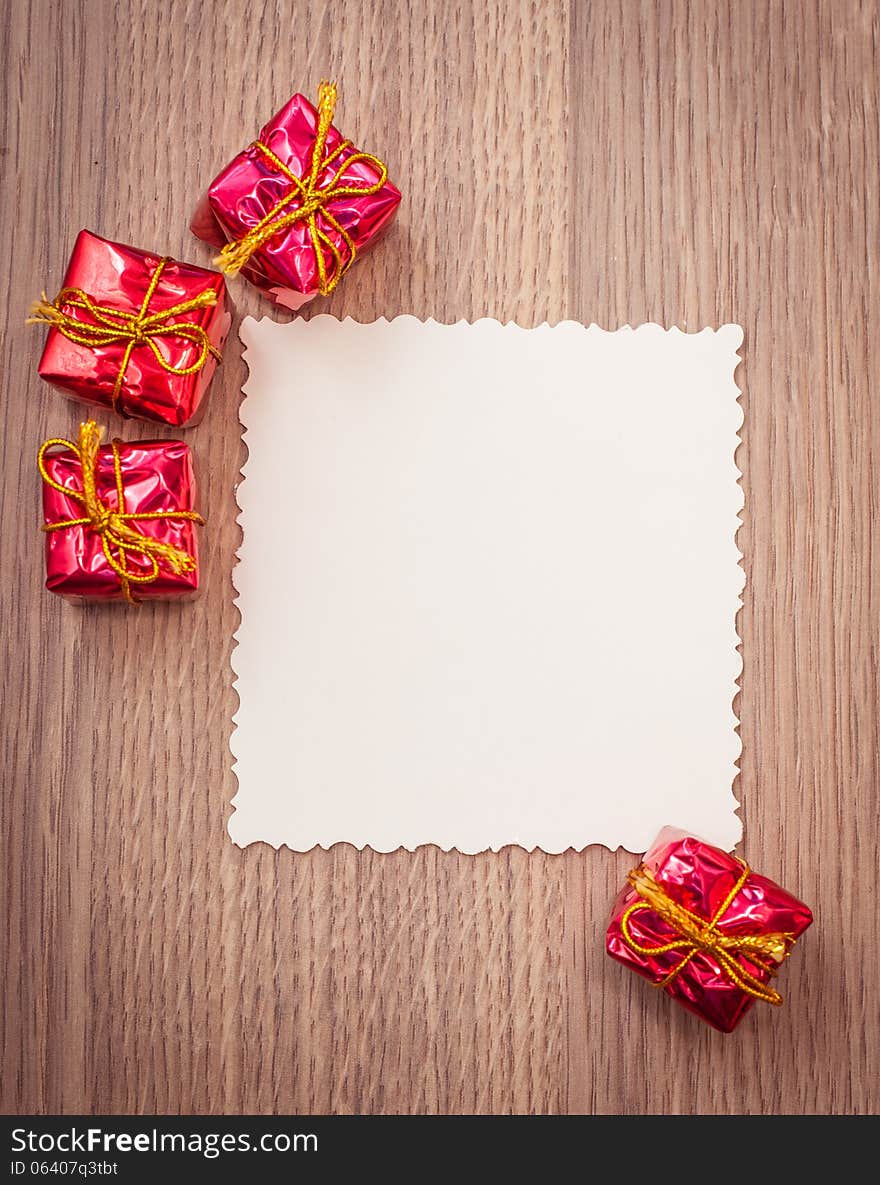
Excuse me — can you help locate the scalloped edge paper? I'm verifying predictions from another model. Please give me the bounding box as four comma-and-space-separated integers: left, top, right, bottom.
230, 317, 744, 854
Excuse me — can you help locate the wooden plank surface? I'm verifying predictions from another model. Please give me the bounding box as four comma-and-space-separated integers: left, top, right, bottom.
1, 0, 877, 1114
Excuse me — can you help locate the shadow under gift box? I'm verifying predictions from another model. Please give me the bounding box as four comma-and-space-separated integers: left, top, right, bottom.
41, 436, 202, 602
191, 89, 401, 311
606, 828, 814, 1033
34, 230, 231, 427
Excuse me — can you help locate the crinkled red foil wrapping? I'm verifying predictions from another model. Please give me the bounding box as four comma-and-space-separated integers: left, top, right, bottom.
606, 829, 813, 1033
37, 230, 231, 426
191, 92, 401, 310
42, 438, 200, 601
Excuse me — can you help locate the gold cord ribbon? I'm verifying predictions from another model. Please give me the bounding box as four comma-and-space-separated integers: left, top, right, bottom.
214, 80, 389, 295
620, 860, 795, 1006
38, 420, 204, 604
28, 258, 221, 413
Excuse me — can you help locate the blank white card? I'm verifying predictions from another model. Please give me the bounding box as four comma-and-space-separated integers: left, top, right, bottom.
231, 317, 744, 853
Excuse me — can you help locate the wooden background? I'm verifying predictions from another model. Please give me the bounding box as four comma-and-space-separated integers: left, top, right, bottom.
2, 0, 877, 1115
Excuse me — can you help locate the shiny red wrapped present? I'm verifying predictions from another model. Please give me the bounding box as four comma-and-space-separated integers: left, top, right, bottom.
29, 230, 231, 426
38, 420, 203, 603
191, 81, 401, 310
606, 828, 813, 1033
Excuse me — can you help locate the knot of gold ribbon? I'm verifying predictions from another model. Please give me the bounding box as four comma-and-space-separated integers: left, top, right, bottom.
28, 258, 221, 412
620, 860, 795, 1006
214, 80, 389, 295
38, 420, 204, 604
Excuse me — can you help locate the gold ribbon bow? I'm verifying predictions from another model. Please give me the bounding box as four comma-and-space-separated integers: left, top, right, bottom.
38, 420, 204, 604
620, 860, 795, 1006
214, 80, 389, 295
28, 258, 221, 412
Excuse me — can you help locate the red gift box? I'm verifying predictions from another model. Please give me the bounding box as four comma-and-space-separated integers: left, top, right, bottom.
39, 420, 203, 603
191, 82, 401, 310
30, 230, 231, 427
606, 828, 813, 1033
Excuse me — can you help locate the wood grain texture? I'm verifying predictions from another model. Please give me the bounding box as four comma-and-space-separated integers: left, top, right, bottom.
1, 0, 877, 1114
